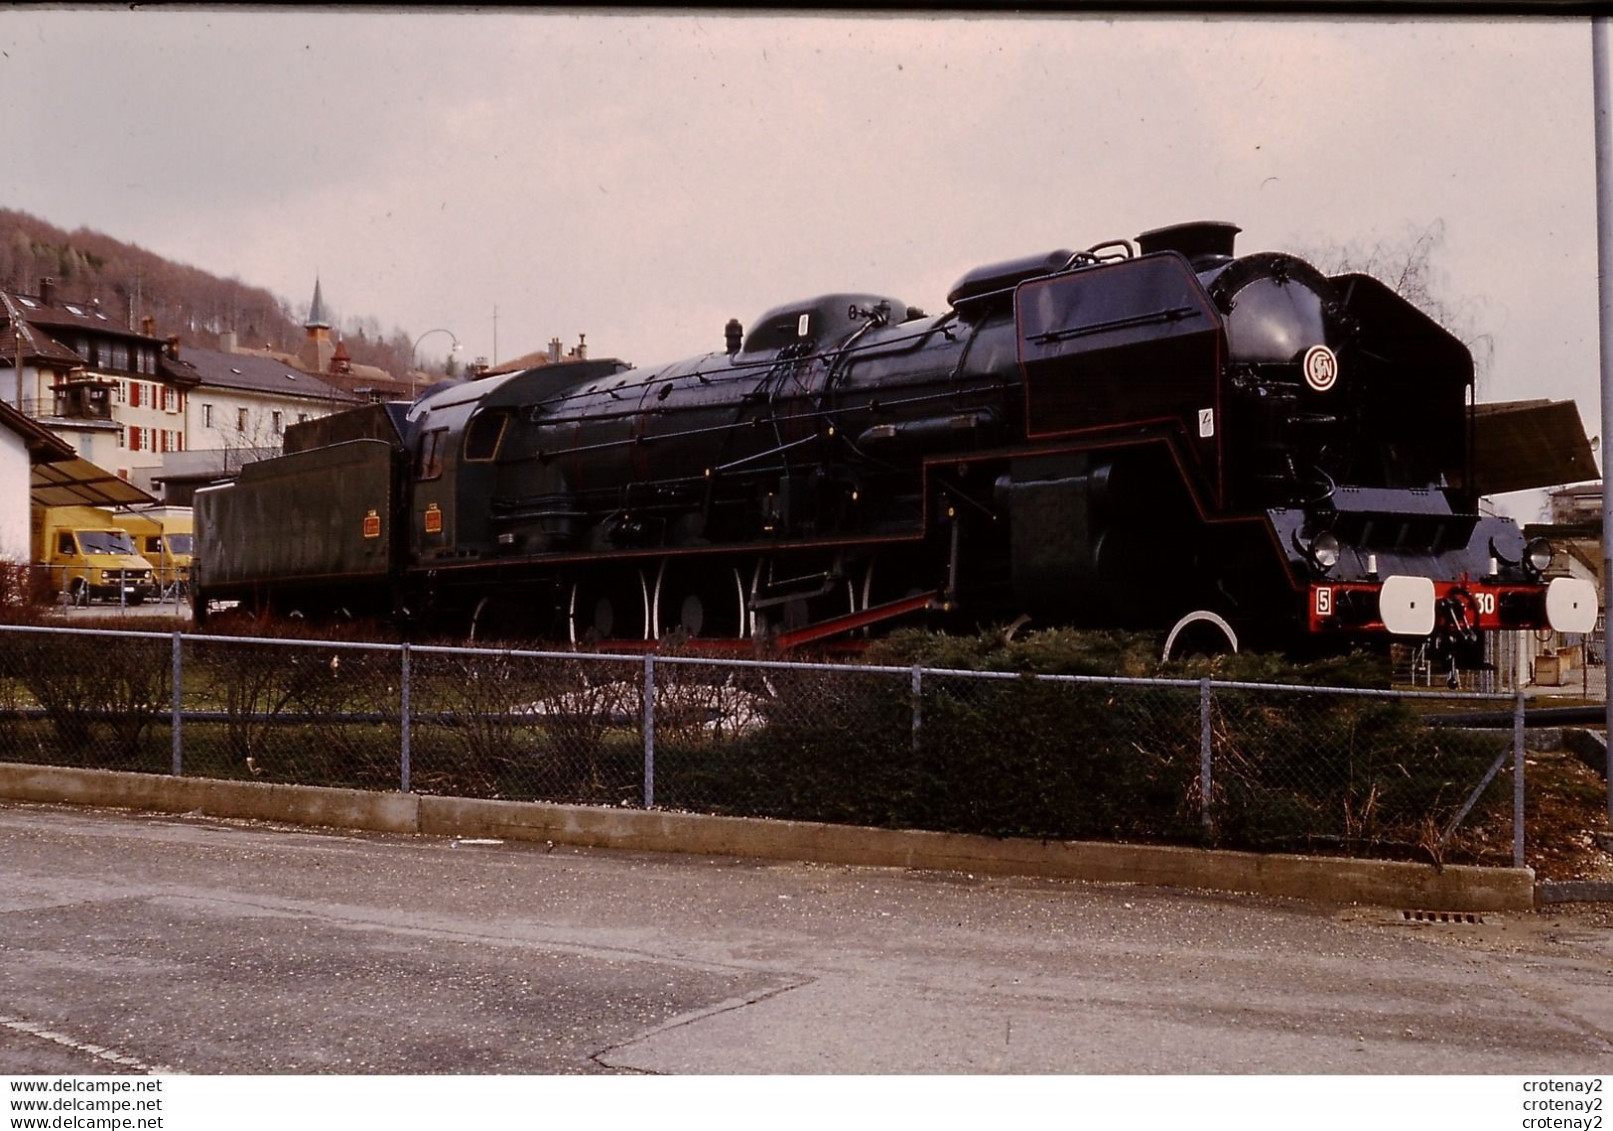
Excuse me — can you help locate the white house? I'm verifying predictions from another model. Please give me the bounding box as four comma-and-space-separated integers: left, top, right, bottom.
0, 401, 74, 562
123, 341, 359, 504
1, 278, 199, 483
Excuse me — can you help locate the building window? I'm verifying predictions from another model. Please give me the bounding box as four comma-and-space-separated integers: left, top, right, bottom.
202, 403, 213, 428
130, 382, 141, 408
128, 426, 140, 452
297, 412, 309, 424
272, 410, 283, 435
237, 407, 248, 433
99, 342, 129, 371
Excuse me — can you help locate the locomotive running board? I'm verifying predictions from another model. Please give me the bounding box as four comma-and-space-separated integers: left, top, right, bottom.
773, 591, 940, 650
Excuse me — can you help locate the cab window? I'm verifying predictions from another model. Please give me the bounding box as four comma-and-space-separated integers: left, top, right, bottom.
463, 411, 510, 462
415, 429, 447, 480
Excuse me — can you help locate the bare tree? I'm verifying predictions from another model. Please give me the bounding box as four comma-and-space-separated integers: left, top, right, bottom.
1299, 219, 1495, 393
208, 404, 286, 476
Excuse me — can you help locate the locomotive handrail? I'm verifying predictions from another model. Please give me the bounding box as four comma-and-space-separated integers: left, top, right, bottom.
529, 385, 1002, 463
1076, 239, 1136, 263
711, 433, 820, 474
512, 321, 961, 423
1025, 304, 1202, 346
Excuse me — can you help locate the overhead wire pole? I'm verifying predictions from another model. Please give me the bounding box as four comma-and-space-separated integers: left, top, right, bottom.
1595, 18, 1613, 821
1, 290, 33, 411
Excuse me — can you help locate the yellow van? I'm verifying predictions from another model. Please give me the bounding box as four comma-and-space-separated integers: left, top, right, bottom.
31, 506, 157, 606
117, 507, 194, 598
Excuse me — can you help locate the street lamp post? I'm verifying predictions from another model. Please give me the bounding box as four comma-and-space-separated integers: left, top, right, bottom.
410, 328, 461, 399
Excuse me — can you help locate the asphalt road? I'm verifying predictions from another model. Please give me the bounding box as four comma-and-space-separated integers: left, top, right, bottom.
0, 800, 1610, 1075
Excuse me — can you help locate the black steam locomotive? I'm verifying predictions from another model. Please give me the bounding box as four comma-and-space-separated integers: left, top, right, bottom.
193, 221, 1598, 662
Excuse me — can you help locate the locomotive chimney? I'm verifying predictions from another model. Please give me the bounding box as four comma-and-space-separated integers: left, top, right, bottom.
725, 318, 743, 354
1135, 221, 1242, 270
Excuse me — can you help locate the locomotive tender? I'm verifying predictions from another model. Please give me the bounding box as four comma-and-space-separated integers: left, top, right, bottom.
194, 221, 1599, 663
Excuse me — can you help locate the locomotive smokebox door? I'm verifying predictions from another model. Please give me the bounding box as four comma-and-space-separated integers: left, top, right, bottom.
1016, 254, 1224, 489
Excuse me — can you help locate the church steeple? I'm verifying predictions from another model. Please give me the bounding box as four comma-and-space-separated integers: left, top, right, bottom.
306, 277, 331, 331
298, 277, 335, 373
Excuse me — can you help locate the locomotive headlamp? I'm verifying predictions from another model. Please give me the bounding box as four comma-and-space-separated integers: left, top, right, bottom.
1307, 531, 1341, 572
1525, 538, 1555, 576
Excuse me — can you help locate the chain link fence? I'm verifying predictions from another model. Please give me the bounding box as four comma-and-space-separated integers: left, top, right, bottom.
24, 564, 189, 610
0, 623, 1532, 866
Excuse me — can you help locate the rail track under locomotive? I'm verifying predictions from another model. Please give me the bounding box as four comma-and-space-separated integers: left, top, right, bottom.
193, 221, 1599, 665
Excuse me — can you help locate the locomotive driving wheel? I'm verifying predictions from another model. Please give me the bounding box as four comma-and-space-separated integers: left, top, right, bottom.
651, 559, 748, 641
568, 567, 651, 645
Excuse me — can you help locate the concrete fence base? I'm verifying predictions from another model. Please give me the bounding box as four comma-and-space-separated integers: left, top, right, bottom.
0, 762, 1537, 912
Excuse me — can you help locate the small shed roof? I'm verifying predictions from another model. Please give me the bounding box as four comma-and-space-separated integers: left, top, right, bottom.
31, 455, 157, 508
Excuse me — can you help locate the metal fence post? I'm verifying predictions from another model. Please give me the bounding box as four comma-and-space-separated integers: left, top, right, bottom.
1200, 677, 1213, 829
911, 666, 923, 754
400, 643, 412, 794
1513, 691, 1526, 869
643, 654, 656, 809
171, 631, 183, 776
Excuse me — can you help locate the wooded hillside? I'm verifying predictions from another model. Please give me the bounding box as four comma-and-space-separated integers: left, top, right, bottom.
0, 209, 422, 376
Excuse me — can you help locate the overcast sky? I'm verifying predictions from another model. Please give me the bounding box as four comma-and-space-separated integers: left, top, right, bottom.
1, 8, 1604, 516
